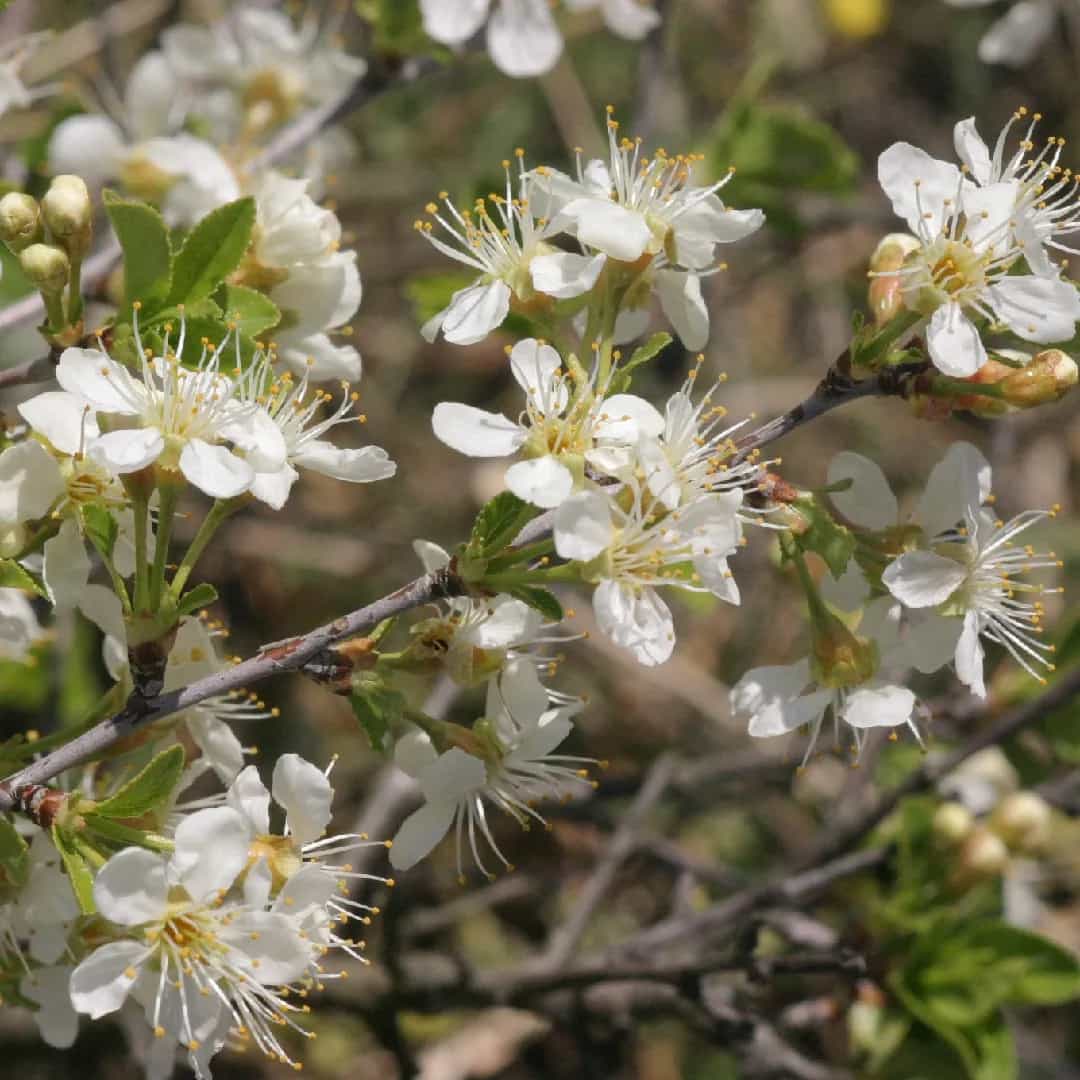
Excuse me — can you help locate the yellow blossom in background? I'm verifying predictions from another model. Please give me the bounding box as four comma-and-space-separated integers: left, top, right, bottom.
822, 0, 891, 38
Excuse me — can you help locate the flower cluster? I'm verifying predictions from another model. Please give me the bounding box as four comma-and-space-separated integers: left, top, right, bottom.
876, 108, 1080, 377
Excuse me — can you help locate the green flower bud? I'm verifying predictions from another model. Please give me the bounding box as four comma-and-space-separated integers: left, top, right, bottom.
0, 192, 42, 253
41, 175, 93, 258
957, 826, 1009, 881
809, 609, 878, 689
990, 791, 1052, 852
932, 801, 974, 846
19, 243, 70, 294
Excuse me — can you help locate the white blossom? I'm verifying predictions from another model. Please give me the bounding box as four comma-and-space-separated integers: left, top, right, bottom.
238, 354, 395, 510
943, 0, 1060, 66
877, 137, 1080, 376
0, 33, 56, 119
0, 588, 45, 663
432, 338, 663, 507
416, 152, 604, 345
390, 660, 588, 876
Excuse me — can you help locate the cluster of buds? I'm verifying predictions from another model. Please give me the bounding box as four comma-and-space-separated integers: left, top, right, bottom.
0, 175, 92, 337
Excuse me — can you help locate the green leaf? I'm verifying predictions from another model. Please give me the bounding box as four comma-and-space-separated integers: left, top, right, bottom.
81, 504, 118, 562
93, 745, 185, 820
0, 558, 45, 598
168, 197, 256, 306
467, 492, 537, 558
404, 269, 473, 325
507, 584, 564, 622
609, 332, 672, 393
177, 583, 219, 618
215, 283, 280, 339
103, 190, 172, 312
51, 825, 95, 915
350, 672, 405, 752
0, 816, 29, 889
792, 496, 855, 578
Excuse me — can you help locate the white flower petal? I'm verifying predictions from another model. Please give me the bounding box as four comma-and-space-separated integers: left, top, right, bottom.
657, 270, 709, 350
389, 801, 455, 871
955, 609, 987, 698
418, 747, 486, 802
878, 142, 963, 239
953, 117, 993, 185
0, 441, 64, 525
413, 540, 451, 573
747, 690, 831, 738
530, 251, 606, 298
43, 518, 90, 609
272, 753, 333, 846
553, 490, 612, 561
592, 393, 665, 443
394, 728, 438, 777
228, 764, 272, 834
17, 391, 99, 458
843, 684, 916, 729
989, 275, 1080, 344
883, 550, 968, 608
93, 849, 167, 926
917, 441, 991, 536
219, 910, 313, 985
562, 197, 653, 261
432, 402, 523, 457
827, 452, 898, 529
249, 463, 300, 510
927, 302, 987, 376
505, 455, 574, 508
48, 116, 126, 189
55, 348, 142, 415
593, 580, 674, 666
90, 427, 165, 475
469, 596, 542, 648
487, 0, 563, 76
731, 660, 811, 716
978, 0, 1058, 66
292, 441, 396, 483
21, 966, 79, 1048
421, 0, 491, 42
178, 438, 253, 498
906, 611, 963, 674
69, 941, 147, 1019
173, 807, 251, 902
441, 280, 512, 345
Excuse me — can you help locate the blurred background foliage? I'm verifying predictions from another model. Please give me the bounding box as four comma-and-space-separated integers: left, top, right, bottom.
2, 0, 1080, 1076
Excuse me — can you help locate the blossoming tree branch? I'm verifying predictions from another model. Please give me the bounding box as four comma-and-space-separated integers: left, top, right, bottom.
0, 2, 1078, 1078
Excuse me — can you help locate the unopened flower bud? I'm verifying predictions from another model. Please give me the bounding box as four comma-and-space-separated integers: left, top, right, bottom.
19, 243, 70, 294
999, 350, 1078, 408
0, 523, 29, 558
41, 175, 92, 258
932, 801, 974, 846
0, 192, 42, 253
957, 826, 1009, 881
990, 791, 1052, 852
868, 233, 920, 326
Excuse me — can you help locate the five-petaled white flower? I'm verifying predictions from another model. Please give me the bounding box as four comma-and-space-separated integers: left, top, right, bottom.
877, 135, 1080, 376
390, 659, 588, 877
432, 337, 663, 508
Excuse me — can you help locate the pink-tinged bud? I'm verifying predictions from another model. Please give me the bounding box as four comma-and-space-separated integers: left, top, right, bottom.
932, 801, 974, 846
41, 175, 92, 258
19, 242, 69, 294
1000, 350, 1078, 408
0, 192, 41, 253
868, 233, 920, 326
990, 791, 1052, 852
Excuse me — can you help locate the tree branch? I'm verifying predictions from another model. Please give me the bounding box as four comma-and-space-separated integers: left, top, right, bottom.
0, 567, 463, 811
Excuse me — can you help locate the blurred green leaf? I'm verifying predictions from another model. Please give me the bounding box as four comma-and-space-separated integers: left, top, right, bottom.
405, 269, 473, 325
0, 559, 45, 597
51, 825, 95, 915
467, 491, 536, 559
350, 672, 405, 752
507, 584, 564, 622
609, 332, 672, 393
0, 816, 29, 891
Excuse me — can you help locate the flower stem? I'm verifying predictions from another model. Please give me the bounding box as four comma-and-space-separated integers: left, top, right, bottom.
149, 484, 179, 612
132, 494, 150, 612
170, 498, 238, 599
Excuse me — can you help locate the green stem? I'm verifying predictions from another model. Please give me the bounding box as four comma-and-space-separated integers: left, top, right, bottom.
149, 484, 179, 611
132, 494, 150, 612
170, 498, 238, 598
785, 536, 829, 624
484, 537, 556, 574
84, 814, 174, 852
67, 257, 83, 325
42, 289, 66, 334
929, 374, 1006, 400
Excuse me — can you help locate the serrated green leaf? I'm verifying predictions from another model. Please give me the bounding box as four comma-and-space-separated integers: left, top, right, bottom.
215, 283, 280, 339
507, 584, 564, 622
609, 332, 672, 393
81, 504, 118, 561
144, 297, 223, 326
0, 558, 46, 597
51, 825, 96, 915
103, 190, 172, 313
468, 492, 537, 558
93, 745, 185, 820
168, 197, 255, 306
350, 672, 405, 752
177, 582, 219, 617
